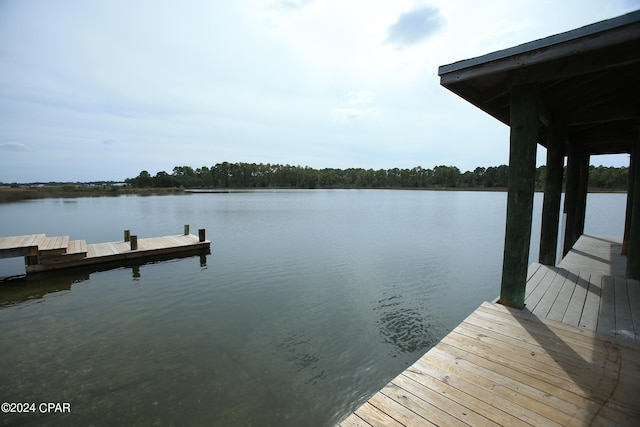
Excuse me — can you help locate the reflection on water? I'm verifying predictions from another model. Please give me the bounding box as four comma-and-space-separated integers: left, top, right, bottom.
0, 190, 626, 426
0, 252, 209, 307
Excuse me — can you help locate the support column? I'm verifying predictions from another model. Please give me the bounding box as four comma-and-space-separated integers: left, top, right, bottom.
539, 123, 565, 266
576, 151, 590, 237
622, 147, 634, 256
627, 142, 640, 279
563, 143, 589, 255
500, 84, 540, 309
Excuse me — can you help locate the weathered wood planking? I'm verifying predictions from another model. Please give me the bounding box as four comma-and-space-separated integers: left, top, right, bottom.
520, 235, 639, 343
559, 234, 626, 277
339, 301, 640, 427
0, 234, 46, 258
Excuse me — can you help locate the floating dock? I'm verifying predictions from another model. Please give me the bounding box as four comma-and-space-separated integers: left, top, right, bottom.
338, 235, 640, 426
0, 226, 210, 275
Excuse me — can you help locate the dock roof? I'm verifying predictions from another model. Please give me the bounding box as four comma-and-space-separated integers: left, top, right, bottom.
438, 10, 640, 155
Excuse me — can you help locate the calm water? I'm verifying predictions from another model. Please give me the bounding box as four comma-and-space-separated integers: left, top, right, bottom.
0, 190, 626, 426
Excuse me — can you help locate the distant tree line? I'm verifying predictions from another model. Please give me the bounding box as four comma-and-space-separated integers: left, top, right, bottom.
124, 163, 629, 190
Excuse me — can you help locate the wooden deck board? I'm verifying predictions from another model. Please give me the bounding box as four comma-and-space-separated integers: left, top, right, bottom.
615, 276, 636, 342
40, 236, 69, 251
628, 279, 640, 343
66, 240, 87, 255
562, 271, 589, 327
580, 273, 602, 331
598, 276, 617, 336
531, 268, 567, 317
400, 363, 530, 427
524, 263, 549, 299
0, 234, 46, 258
547, 271, 578, 322
339, 235, 640, 426
525, 265, 555, 310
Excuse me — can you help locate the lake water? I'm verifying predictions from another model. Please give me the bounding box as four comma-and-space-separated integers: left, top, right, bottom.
0, 190, 627, 426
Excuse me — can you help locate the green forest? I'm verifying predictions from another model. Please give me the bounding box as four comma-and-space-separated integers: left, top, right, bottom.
125, 162, 629, 190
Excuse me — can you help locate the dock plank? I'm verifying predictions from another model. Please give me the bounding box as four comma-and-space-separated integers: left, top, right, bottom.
400, 363, 530, 427
0, 234, 46, 258
547, 271, 578, 322
389, 373, 496, 427
628, 279, 640, 343
66, 240, 87, 255
598, 276, 617, 336
525, 264, 550, 299
525, 265, 555, 309
339, 415, 373, 427
562, 271, 589, 327
580, 273, 602, 331
531, 268, 567, 317
615, 276, 636, 342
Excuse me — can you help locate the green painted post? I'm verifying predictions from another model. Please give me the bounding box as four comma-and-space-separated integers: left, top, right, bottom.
563, 144, 580, 256
539, 123, 565, 266
564, 145, 589, 255
627, 142, 640, 279
575, 152, 590, 238
622, 145, 635, 256
500, 84, 540, 309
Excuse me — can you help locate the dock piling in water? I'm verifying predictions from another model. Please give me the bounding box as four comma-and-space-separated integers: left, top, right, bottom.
124, 229, 131, 242
198, 229, 206, 242
184, 224, 190, 235
130, 235, 138, 250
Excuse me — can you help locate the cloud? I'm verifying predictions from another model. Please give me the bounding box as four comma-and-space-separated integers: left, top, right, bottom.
385, 5, 445, 48
335, 91, 376, 122
334, 108, 374, 123
0, 141, 29, 152
275, 0, 314, 9
347, 91, 375, 105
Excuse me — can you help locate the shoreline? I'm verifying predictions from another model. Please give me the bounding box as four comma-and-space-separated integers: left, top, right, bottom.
0, 185, 626, 203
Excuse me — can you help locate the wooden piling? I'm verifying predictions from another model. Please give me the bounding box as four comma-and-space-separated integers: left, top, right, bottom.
198, 229, 206, 242
500, 84, 540, 309
539, 123, 565, 266
628, 142, 640, 279
124, 230, 131, 242
563, 144, 589, 255
623, 139, 636, 256
184, 224, 190, 235
130, 235, 138, 250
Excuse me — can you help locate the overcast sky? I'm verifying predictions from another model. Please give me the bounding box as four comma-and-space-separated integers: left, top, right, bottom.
1, 0, 638, 182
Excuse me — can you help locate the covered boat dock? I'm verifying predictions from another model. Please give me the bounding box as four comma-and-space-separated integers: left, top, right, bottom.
338, 9, 640, 426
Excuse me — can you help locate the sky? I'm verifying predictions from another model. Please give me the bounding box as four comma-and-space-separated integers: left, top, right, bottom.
1, 0, 639, 183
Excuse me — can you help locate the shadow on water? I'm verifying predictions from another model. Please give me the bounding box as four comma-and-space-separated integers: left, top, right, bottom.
0, 251, 210, 307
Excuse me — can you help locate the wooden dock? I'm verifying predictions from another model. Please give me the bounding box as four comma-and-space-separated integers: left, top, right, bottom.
338, 235, 640, 426
0, 227, 210, 275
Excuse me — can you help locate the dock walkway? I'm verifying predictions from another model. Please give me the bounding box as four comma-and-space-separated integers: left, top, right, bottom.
0, 228, 210, 275
338, 235, 640, 426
